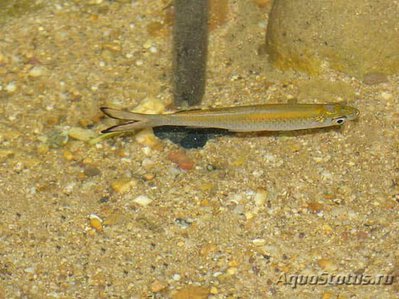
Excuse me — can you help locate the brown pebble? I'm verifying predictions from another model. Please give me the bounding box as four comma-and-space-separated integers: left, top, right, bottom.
150, 280, 168, 292
307, 202, 323, 213
84, 165, 102, 177
322, 292, 333, 299
363, 72, 388, 85
167, 150, 194, 171
317, 258, 336, 271
143, 173, 156, 181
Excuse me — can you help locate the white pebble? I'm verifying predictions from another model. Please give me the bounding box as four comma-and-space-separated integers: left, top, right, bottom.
142, 158, 155, 168
133, 195, 153, 206
24, 267, 35, 274
5, 82, 16, 93
252, 238, 266, 246
380, 92, 392, 100
143, 40, 152, 49
28, 66, 45, 77
252, 170, 263, 178
172, 274, 181, 281
142, 147, 152, 156
254, 189, 267, 206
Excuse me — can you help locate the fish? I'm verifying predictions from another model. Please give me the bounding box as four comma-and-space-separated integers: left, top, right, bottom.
100, 103, 359, 133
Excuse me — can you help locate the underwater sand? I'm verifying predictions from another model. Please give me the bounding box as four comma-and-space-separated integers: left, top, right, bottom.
0, 1, 398, 298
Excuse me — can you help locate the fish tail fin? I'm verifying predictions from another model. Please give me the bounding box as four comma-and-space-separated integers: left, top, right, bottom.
100, 107, 158, 133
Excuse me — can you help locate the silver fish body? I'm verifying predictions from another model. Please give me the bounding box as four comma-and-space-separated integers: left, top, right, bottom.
101, 103, 359, 133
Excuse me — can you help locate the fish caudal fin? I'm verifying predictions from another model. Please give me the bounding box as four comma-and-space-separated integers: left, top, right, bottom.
100, 107, 155, 133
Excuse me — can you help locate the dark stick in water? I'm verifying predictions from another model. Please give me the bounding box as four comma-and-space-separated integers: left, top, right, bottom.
173, 0, 208, 107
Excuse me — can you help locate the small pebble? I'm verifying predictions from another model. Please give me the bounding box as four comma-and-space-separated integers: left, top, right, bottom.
133, 98, 165, 114
5, 82, 17, 93
99, 197, 109, 204
24, 267, 35, 274
63, 150, 75, 161
322, 292, 333, 299
142, 146, 152, 156
206, 164, 217, 171
89, 214, 103, 232
307, 202, 324, 213
28, 66, 46, 77
363, 72, 388, 85
111, 178, 137, 194
0, 149, 15, 162
47, 130, 69, 148
210, 287, 218, 295
142, 158, 155, 169
143, 173, 155, 181
175, 218, 192, 228
252, 238, 266, 246
167, 150, 194, 171
229, 260, 239, 267
63, 182, 75, 195
36, 143, 49, 155
103, 42, 121, 52
245, 211, 254, 220
317, 258, 336, 271
227, 267, 238, 275
380, 91, 393, 100
143, 40, 152, 49
150, 280, 168, 292
135, 129, 161, 149
172, 274, 181, 281
84, 165, 101, 177
254, 189, 267, 206
149, 46, 158, 53
68, 127, 96, 142
133, 195, 153, 206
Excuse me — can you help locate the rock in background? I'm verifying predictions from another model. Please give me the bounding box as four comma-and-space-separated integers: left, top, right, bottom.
265, 0, 399, 78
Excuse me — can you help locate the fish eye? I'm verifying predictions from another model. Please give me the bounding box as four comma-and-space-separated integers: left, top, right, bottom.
333, 117, 346, 125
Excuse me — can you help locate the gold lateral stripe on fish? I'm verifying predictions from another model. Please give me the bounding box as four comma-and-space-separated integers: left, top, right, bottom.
100, 103, 359, 133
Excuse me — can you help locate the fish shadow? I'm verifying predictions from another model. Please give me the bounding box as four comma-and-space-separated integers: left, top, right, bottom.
153, 125, 344, 148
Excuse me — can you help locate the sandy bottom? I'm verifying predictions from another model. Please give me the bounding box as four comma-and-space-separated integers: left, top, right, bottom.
0, 1, 398, 298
